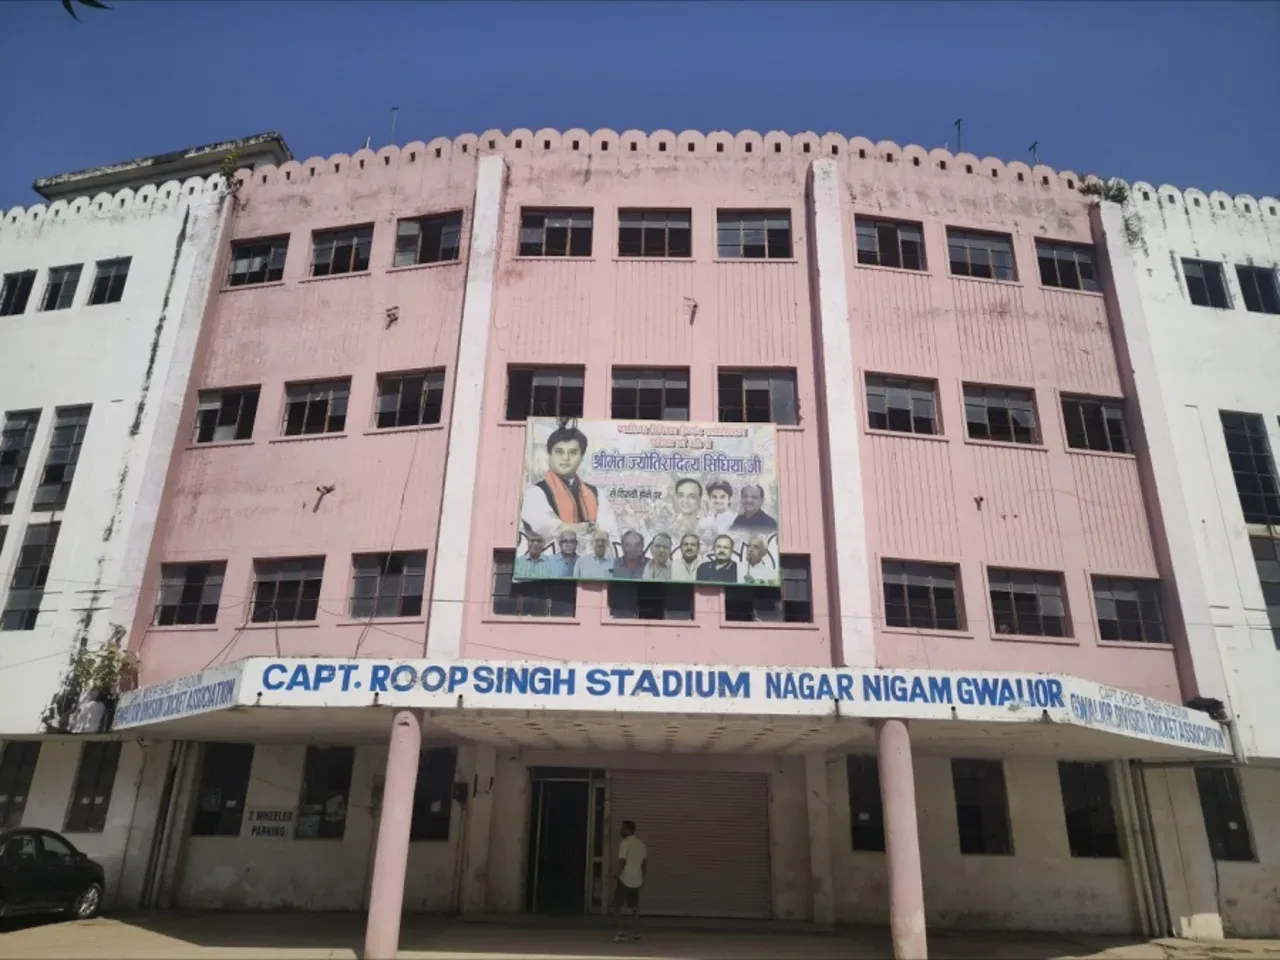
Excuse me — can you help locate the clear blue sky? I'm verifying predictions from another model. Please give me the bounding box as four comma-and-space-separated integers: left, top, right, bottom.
1, 1, 1277, 208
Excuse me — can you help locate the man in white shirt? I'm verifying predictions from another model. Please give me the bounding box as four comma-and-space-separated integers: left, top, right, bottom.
612, 820, 647, 943
741, 536, 776, 584
670, 533, 702, 582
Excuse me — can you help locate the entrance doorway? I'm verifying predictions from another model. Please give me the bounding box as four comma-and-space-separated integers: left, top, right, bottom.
525, 768, 607, 914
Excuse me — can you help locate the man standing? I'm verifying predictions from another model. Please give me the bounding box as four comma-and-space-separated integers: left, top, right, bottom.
671, 533, 702, 582
612, 820, 647, 943
611, 530, 648, 579
696, 535, 740, 583
741, 536, 775, 584
554, 532, 580, 578
642, 533, 674, 580
729, 484, 778, 535
514, 536, 556, 579
520, 423, 618, 542
574, 530, 615, 579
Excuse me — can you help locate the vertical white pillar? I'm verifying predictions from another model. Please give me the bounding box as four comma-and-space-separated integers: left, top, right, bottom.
460, 743, 497, 913
1141, 767, 1224, 939
805, 752, 836, 924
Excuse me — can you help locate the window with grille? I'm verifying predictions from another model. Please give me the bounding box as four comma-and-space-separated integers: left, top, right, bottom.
518, 209, 593, 257
191, 743, 254, 837
718, 370, 798, 425
1062, 396, 1130, 453
1, 522, 60, 631
725, 555, 812, 623
311, 226, 372, 276
1220, 411, 1280, 525
1182, 259, 1230, 308
866, 376, 937, 435
350, 551, 426, 618
194, 388, 259, 444
882, 560, 962, 630
394, 212, 463, 267
1250, 537, 1280, 649
617, 209, 691, 258
1, 409, 41, 515
0, 741, 40, 827
963, 386, 1039, 444
1092, 576, 1166, 643
846, 756, 885, 851
608, 582, 695, 621
282, 380, 349, 436
989, 568, 1068, 637
154, 562, 225, 626
855, 217, 925, 271
228, 237, 288, 286
716, 211, 792, 259
1195, 767, 1254, 862
1036, 241, 1099, 292
410, 748, 457, 842
88, 257, 131, 305
1236, 265, 1280, 315
491, 550, 576, 617
296, 747, 353, 840
947, 229, 1016, 280
64, 741, 121, 833
375, 370, 445, 429
610, 369, 689, 421
951, 758, 1013, 855
40, 264, 82, 311
250, 557, 324, 623
33, 406, 90, 511
505, 367, 584, 420
0, 270, 36, 316
1058, 762, 1121, 858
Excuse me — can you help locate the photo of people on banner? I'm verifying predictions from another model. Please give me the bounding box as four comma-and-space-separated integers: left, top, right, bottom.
516, 417, 782, 586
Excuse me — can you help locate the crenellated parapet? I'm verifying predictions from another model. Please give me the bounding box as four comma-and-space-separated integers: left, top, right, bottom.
1, 175, 225, 239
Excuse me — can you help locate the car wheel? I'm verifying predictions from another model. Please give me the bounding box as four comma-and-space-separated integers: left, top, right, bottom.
68, 882, 102, 920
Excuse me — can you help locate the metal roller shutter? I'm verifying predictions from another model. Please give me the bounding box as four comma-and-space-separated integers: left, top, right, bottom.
609, 770, 772, 919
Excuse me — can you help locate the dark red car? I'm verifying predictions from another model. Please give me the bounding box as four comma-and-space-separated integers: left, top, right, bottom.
0, 827, 104, 920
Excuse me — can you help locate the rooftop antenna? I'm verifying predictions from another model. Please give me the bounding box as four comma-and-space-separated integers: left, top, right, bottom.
1029, 140, 1040, 165
954, 118, 964, 155
389, 106, 399, 146
363, 135, 371, 150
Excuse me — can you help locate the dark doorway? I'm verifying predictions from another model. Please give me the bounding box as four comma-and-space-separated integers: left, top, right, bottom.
526, 770, 591, 914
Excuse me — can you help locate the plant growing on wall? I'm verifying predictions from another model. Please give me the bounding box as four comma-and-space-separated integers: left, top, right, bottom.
42, 633, 138, 734
1080, 175, 1144, 250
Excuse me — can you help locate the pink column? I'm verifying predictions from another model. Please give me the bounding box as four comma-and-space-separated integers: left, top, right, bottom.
364, 709, 422, 960
876, 718, 928, 960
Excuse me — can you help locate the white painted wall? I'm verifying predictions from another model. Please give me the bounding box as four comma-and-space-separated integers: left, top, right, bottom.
0, 180, 227, 735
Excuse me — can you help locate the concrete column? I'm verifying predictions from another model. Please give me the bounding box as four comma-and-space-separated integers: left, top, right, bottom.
1142, 766, 1224, 939
876, 719, 927, 960
804, 752, 836, 924
460, 744, 497, 913
364, 710, 423, 960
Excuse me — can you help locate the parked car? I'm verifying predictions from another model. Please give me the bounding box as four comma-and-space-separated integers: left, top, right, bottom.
0, 827, 104, 920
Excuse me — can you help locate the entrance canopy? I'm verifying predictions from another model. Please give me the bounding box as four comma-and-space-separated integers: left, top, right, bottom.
111, 657, 1230, 760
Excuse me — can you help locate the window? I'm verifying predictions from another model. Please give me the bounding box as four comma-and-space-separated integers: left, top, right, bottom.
725, 556, 812, 623
0, 742, 40, 827
1236, 265, 1280, 315
882, 560, 961, 630
1, 410, 40, 515
1036, 241, 1099, 292
64, 742, 120, 833
1, 522, 60, 631
282, 380, 349, 436
1092, 576, 1166, 643
1058, 762, 1121, 858
32, 406, 90, 512
191, 743, 254, 837
505, 367, 584, 421
296, 747, 353, 840
608, 582, 695, 621
989, 568, 1068, 637
40, 265, 81, 311
228, 237, 288, 286
311, 226, 372, 276
0, 270, 36, 316
88, 257, 131, 305
375, 370, 445, 429
1221, 411, 1280, 525
947, 229, 1016, 281
1195, 767, 1254, 862
718, 370, 798, 425
154, 562, 225, 626
610, 369, 689, 421
866, 376, 937, 435
617, 209, 691, 258
951, 758, 1013, 855
1248, 537, 1280, 649
491, 550, 575, 617
250, 557, 324, 623
1182, 259, 1230, 308
1062, 396, 1130, 453
350, 551, 426, 618
716, 211, 792, 259
194, 388, 259, 444
964, 386, 1039, 444
846, 756, 885, 852
518, 209, 593, 257
855, 218, 924, 271
394, 212, 463, 267
410, 748, 457, 842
